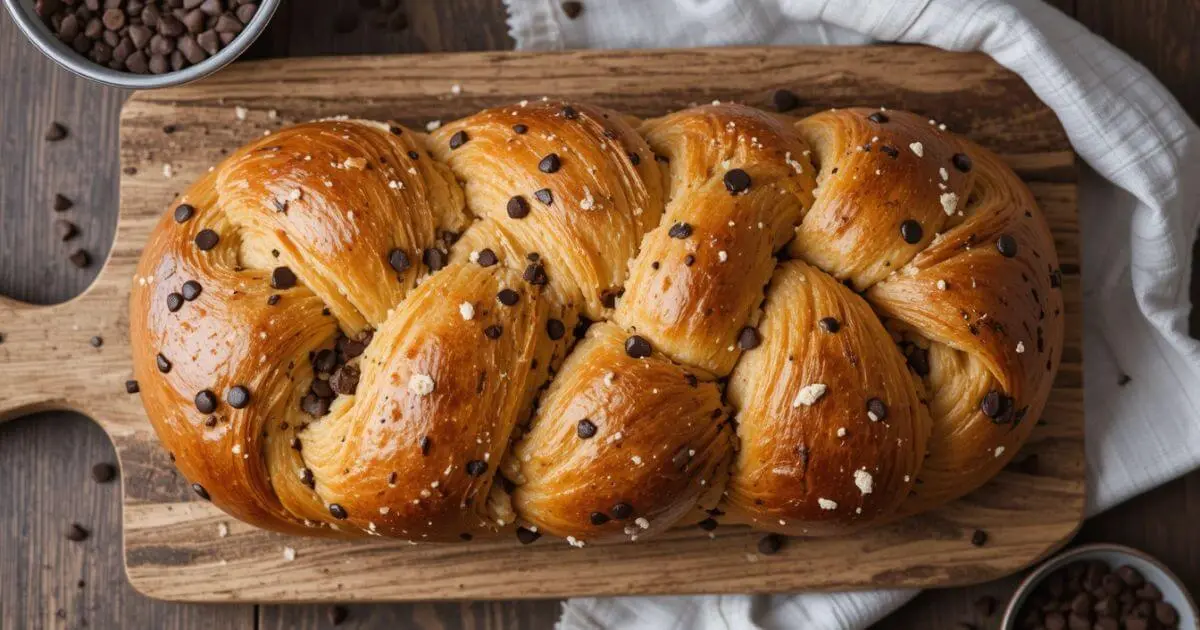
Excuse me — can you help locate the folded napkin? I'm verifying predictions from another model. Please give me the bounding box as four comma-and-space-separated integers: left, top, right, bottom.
504, 1, 1200, 627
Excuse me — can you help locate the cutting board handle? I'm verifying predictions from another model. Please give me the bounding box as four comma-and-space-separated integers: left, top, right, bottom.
0, 292, 127, 424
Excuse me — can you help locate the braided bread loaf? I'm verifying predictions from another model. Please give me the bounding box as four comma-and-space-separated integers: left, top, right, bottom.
130, 100, 1063, 544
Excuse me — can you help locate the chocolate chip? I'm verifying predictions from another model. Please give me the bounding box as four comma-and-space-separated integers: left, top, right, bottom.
66, 523, 90, 542
538, 153, 561, 173
330, 365, 360, 396
900, 219, 923, 244
422, 248, 446, 271
466, 460, 488, 476
475, 248, 498, 267
270, 266, 297, 290
880, 145, 900, 159
88, 335, 103, 348
589, 511, 609, 525
68, 249, 91, 268
980, 391, 1014, 424
45, 122, 68, 142
624, 335, 651, 359
757, 533, 785, 555
561, 105, 579, 120
329, 503, 348, 519
196, 30, 220, 55
867, 111, 889, 124
1155, 601, 1179, 625
610, 502, 633, 519
497, 288, 519, 306
124, 380, 140, 394
534, 188, 553, 205
173, 203, 195, 223
267, 294, 280, 306
214, 14, 242, 34
235, 4, 257, 24
312, 349, 337, 375
546, 318, 566, 340
866, 398, 887, 421
576, 418, 597, 439
226, 385, 251, 409
771, 89, 799, 112
484, 325, 502, 340
194, 229, 219, 251
684, 254, 695, 266
385, 248, 411, 274
156, 353, 172, 373
723, 168, 751, 194
91, 463, 117, 483
192, 483, 210, 500
513, 123, 528, 134
301, 393, 331, 417
993, 234, 1021, 260
628, 152, 641, 165
668, 222, 692, 239
561, 1, 583, 19
522, 262, 548, 286
448, 130, 469, 150
736, 326, 761, 350
906, 345, 930, 377
419, 436, 431, 455
516, 527, 541, 544
952, 153, 973, 173
1136, 581, 1162, 601
970, 529, 988, 547
507, 195, 530, 219
53, 193, 73, 212
1117, 565, 1145, 588
300, 468, 315, 489
181, 280, 202, 301
697, 518, 718, 531
194, 389, 217, 414
818, 317, 840, 333
55, 219, 78, 242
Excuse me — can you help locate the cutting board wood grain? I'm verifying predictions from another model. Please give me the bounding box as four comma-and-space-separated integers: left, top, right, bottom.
0, 46, 1084, 602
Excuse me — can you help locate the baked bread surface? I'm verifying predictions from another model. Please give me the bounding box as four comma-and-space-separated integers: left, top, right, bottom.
130, 101, 1063, 543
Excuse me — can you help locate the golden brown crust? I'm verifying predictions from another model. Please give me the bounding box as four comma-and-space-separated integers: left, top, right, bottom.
866, 141, 1064, 515
725, 261, 930, 534
511, 323, 733, 542
619, 105, 816, 376
130, 102, 1062, 544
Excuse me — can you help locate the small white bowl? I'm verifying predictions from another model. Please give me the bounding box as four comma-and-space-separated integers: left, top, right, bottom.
1002, 543, 1198, 629
3, 0, 279, 89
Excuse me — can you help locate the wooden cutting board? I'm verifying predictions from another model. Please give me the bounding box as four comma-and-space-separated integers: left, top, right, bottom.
0, 46, 1084, 602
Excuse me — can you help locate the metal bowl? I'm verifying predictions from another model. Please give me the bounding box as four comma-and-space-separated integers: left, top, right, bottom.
1002, 543, 1198, 629
3, 0, 280, 89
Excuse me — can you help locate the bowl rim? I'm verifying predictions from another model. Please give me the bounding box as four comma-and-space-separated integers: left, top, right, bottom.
1001, 542, 1199, 629
2, 0, 281, 89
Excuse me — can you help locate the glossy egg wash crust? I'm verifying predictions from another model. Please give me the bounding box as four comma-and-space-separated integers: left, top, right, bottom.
129, 101, 1064, 545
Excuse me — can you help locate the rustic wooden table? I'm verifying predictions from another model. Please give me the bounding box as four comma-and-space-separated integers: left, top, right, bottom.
1, 1, 1197, 628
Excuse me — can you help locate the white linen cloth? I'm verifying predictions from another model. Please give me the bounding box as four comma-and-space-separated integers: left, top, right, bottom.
503, 1, 1200, 628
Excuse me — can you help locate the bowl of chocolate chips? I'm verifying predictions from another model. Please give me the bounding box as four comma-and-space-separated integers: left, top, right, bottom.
1003, 544, 1197, 630
4, 0, 279, 88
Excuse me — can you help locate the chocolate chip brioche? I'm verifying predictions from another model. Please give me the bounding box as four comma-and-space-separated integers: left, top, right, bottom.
129, 100, 1063, 544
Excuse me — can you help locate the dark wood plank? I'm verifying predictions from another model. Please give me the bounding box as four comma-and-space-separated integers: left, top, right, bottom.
0, 414, 254, 629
